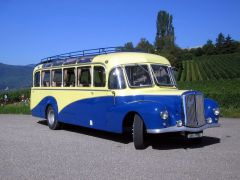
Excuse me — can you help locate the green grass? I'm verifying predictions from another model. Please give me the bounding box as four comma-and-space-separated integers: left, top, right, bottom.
221, 107, 240, 118
0, 103, 30, 114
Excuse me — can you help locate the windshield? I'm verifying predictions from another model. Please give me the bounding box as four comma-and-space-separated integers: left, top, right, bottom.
151, 64, 174, 86
125, 65, 152, 87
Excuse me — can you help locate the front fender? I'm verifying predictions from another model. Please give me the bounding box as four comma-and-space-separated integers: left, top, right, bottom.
204, 98, 220, 123
107, 99, 182, 132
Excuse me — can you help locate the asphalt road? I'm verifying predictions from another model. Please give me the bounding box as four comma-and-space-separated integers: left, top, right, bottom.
0, 115, 239, 180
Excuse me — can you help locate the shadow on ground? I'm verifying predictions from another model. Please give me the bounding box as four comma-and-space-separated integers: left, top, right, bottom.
37, 120, 220, 150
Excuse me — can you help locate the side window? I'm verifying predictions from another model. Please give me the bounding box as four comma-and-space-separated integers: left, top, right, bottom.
34, 71, 40, 87
108, 67, 126, 89
42, 70, 50, 87
94, 66, 106, 87
64, 68, 76, 87
78, 66, 91, 87
52, 69, 62, 87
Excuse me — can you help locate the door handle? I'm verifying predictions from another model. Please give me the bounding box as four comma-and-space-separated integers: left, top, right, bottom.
111, 91, 116, 105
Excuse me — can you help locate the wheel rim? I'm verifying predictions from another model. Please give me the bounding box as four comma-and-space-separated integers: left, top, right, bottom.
48, 109, 55, 125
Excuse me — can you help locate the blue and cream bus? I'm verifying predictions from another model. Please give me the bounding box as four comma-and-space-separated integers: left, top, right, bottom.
31, 47, 220, 149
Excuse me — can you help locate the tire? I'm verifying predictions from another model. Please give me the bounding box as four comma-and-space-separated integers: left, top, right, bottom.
46, 105, 61, 130
133, 114, 146, 149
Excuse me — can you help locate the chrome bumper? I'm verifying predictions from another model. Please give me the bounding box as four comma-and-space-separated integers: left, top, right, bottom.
147, 123, 220, 134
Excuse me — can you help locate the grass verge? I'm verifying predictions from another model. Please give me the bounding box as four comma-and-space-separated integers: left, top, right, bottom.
221, 107, 240, 118
0, 103, 30, 114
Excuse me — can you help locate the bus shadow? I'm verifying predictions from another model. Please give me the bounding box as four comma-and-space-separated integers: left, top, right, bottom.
37, 120, 132, 144
147, 134, 221, 150
37, 120, 220, 149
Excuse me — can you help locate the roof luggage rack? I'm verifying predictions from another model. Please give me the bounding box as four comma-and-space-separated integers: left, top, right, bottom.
38, 47, 123, 67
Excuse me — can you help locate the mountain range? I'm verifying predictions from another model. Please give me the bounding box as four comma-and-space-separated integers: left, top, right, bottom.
0, 63, 34, 90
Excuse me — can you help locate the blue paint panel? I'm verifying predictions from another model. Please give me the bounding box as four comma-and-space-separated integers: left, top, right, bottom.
32, 94, 183, 133
32, 92, 219, 133
32, 96, 58, 119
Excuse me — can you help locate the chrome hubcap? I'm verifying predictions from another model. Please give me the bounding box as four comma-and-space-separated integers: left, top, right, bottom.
48, 109, 55, 125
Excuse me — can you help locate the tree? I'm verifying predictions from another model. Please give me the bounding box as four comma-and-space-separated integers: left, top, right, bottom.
202, 40, 215, 55
223, 35, 238, 54
123, 42, 135, 51
135, 38, 154, 53
216, 33, 225, 54
154, 10, 175, 52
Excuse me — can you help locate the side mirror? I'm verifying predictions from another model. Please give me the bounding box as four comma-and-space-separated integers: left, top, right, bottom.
171, 67, 178, 72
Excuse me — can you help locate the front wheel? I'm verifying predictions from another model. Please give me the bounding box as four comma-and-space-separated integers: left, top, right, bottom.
47, 105, 61, 130
133, 114, 146, 149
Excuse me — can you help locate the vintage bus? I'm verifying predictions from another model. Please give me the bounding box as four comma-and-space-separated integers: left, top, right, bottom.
31, 47, 220, 149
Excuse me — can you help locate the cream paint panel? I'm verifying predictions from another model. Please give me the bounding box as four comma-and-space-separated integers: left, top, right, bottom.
31, 88, 113, 112
31, 86, 187, 113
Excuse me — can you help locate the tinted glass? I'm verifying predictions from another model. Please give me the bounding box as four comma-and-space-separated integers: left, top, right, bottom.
34, 71, 40, 87
52, 69, 62, 87
64, 68, 75, 87
125, 65, 152, 87
108, 67, 126, 89
42, 71, 50, 87
94, 66, 105, 87
151, 65, 172, 86
78, 67, 91, 87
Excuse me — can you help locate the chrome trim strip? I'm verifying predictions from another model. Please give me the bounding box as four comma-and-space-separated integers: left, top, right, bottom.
147, 123, 220, 134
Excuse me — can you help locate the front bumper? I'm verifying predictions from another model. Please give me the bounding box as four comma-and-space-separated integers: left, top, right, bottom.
147, 123, 220, 134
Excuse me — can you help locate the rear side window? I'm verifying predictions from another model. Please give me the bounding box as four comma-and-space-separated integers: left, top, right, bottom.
64, 68, 75, 87
42, 70, 50, 87
78, 67, 91, 87
94, 66, 105, 87
52, 69, 62, 87
34, 71, 40, 87
108, 67, 126, 89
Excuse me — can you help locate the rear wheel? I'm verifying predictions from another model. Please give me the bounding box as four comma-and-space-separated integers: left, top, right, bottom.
47, 105, 61, 130
133, 114, 146, 149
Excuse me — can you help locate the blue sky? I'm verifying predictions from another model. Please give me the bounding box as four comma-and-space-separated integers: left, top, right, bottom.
0, 0, 239, 65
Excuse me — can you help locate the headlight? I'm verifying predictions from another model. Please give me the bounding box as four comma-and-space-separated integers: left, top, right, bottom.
160, 110, 169, 120
207, 117, 213, 124
213, 108, 220, 116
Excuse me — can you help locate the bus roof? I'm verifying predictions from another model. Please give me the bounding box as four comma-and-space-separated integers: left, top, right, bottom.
92, 52, 170, 67
34, 49, 170, 72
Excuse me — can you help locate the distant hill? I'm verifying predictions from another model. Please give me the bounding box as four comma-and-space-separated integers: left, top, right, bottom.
0, 63, 34, 90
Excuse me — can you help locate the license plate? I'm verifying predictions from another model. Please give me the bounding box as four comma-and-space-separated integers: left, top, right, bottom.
187, 132, 203, 139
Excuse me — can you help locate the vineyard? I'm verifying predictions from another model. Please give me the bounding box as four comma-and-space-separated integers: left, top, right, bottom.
177, 53, 240, 117
177, 53, 240, 81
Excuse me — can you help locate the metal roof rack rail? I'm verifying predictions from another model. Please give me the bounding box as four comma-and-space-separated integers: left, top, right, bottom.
39, 47, 124, 66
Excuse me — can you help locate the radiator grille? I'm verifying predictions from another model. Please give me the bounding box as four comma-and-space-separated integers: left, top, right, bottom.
184, 94, 206, 128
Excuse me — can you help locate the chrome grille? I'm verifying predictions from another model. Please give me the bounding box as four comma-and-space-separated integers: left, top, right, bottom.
184, 93, 206, 128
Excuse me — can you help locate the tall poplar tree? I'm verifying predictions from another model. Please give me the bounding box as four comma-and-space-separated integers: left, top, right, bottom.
155, 10, 175, 52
